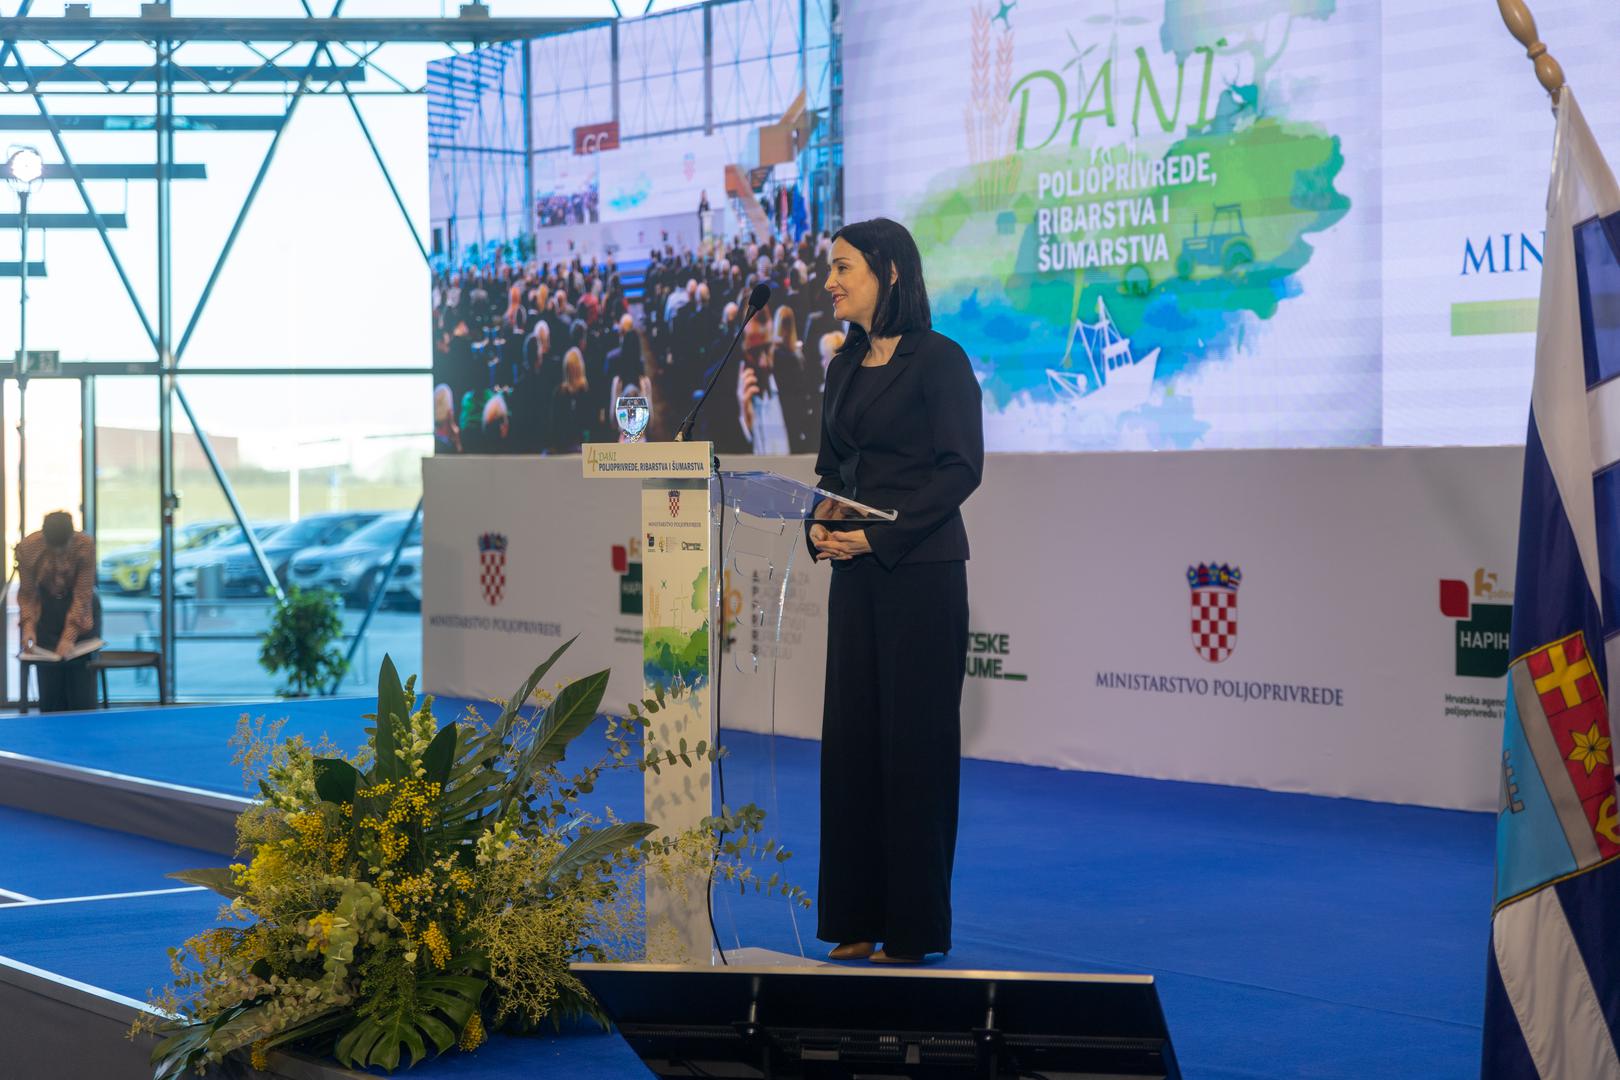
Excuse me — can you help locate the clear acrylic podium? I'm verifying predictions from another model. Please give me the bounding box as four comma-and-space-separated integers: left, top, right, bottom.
583, 443, 894, 964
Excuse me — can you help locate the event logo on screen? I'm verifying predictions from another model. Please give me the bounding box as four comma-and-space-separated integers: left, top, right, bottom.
1439, 569, 1513, 679
860, 0, 1359, 450
1188, 562, 1241, 664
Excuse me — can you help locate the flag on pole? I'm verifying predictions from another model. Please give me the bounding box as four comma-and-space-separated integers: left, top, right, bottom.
1484, 89, 1620, 1079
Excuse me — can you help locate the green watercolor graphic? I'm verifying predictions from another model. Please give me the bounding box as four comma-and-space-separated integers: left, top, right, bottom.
643, 565, 710, 689
912, 0, 1351, 449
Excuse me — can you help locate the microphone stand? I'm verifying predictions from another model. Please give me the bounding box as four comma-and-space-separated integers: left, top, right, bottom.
672, 299, 761, 964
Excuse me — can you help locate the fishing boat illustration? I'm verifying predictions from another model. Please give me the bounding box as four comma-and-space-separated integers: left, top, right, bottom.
1045, 295, 1160, 412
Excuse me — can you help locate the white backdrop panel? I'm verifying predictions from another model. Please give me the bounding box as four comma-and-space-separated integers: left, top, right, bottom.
424, 446, 1522, 811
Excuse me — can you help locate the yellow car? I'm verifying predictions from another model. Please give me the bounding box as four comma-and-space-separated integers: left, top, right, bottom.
96, 521, 237, 595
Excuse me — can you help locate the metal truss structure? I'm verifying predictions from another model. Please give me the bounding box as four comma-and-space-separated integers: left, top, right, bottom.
430, 0, 841, 266
0, 3, 628, 707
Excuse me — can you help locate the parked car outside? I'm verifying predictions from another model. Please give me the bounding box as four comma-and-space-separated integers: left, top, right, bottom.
213, 511, 385, 598
151, 522, 287, 598
391, 546, 422, 611
97, 520, 235, 594
287, 512, 423, 608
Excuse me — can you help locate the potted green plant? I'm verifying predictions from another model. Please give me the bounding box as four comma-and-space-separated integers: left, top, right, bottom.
259, 586, 347, 698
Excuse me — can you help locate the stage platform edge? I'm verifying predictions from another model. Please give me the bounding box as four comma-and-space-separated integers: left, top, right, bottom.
0, 948, 822, 1080
0, 955, 366, 1080
0, 750, 248, 855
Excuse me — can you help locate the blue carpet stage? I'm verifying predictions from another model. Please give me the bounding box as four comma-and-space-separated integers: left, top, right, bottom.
0, 699, 1494, 1079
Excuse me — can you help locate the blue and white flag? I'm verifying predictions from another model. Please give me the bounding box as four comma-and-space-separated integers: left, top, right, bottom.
1485, 89, 1620, 1079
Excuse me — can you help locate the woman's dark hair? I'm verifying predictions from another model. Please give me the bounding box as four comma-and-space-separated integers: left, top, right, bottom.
830, 217, 931, 358
42, 510, 73, 548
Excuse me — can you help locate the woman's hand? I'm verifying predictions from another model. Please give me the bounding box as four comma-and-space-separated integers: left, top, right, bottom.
813, 528, 871, 561
810, 497, 868, 560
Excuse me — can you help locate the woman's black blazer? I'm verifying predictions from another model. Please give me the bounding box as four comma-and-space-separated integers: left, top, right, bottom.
813, 328, 984, 569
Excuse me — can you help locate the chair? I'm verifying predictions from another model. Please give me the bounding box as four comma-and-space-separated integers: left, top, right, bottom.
86, 650, 167, 708
15, 657, 99, 713
16, 657, 42, 713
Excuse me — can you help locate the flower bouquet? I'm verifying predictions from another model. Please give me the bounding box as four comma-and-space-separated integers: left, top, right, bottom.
142, 637, 805, 1077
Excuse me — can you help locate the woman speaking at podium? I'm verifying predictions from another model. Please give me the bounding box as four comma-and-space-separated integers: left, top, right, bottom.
807, 218, 984, 964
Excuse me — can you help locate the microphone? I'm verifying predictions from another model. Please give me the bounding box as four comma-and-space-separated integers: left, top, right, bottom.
675, 282, 772, 443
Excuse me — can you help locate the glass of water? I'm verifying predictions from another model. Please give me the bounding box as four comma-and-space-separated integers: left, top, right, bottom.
615, 394, 651, 442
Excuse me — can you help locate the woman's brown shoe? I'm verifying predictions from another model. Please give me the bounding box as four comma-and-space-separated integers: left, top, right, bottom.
869, 949, 926, 965
827, 941, 876, 961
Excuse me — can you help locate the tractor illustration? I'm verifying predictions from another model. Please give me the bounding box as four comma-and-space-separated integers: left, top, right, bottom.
1176, 203, 1254, 278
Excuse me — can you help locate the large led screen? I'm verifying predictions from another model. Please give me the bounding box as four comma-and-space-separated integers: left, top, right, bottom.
844, 0, 1620, 450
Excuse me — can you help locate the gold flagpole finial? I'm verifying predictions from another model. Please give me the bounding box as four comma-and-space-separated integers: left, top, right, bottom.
1498, 0, 1566, 103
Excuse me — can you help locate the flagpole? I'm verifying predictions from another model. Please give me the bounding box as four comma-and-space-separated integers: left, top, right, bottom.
1497, 0, 1566, 103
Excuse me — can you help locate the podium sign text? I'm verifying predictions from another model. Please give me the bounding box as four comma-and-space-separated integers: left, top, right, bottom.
582, 441, 711, 479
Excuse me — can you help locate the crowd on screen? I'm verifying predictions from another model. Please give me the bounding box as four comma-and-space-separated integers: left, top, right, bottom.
535, 183, 599, 228
431, 231, 845, 455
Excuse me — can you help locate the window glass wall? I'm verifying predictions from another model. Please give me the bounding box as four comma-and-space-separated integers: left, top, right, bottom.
167, 374, 429, 700
618, 9, 705, 138
3, 377, 86, 705
2, 0, 751, 706
91, 375, 163, 703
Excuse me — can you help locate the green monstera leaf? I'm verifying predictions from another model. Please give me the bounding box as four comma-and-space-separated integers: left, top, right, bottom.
333, 974, 486, 1071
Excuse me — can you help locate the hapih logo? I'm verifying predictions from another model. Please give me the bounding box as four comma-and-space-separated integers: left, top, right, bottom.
1188, 562, 1241, 664
668, 489, 682, 518
1440, 568, 1513, 678
612, 537, 643, 616
477, 532, 508, 606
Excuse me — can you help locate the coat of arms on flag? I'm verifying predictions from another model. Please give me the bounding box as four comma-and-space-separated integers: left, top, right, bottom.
1483, 87, 1620, 1080
1187, 562, 1241, 663
478, 532, 509, 606
1511, 632, 1620, 862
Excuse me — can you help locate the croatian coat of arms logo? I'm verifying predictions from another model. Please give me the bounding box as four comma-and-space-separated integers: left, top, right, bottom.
478, 532, 509, 606
1188, 562, 1242, 663
668, 490, 681, 518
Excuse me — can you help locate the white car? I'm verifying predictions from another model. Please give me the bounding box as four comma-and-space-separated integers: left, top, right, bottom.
392, 546, 422, 610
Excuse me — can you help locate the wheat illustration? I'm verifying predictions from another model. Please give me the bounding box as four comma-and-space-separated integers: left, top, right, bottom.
962, 4, 1019, 212
963, 5, 992, 209
992, 19, 1020, 206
